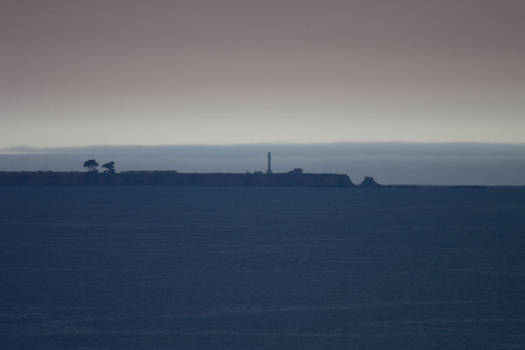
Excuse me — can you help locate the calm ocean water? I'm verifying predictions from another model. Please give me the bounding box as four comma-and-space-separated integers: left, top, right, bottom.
1, 186, 525, 349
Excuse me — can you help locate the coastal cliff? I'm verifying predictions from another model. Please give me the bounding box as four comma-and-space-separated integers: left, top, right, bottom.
0, 171, 354, 187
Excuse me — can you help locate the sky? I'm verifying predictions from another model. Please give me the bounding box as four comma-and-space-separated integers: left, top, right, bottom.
1, 0, 525, 148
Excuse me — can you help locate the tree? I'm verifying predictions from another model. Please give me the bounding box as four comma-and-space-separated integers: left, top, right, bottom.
83, 159, 99, 172
102, 161, 116, 174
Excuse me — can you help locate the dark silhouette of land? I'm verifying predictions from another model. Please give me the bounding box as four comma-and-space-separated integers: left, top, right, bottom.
360, 176, 380, 187
0, 171, 354, 187
0, 171, 504, 188
0, 156, 357, 187
1, 156, 509, 188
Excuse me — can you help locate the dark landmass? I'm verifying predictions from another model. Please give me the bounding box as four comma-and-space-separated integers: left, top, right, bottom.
0, 171, 354, 187
1, 172, 517, 188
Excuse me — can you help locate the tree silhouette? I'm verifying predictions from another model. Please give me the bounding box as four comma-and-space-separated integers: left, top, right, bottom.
102, 161, 116, 174
83, 159, 99, 172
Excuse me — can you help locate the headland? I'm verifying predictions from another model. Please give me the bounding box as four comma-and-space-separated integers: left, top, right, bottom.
0, 171, 354, 187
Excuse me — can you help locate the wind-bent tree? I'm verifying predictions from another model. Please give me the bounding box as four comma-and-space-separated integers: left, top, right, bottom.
102, 161, 116, 174
83, 159, 99, 172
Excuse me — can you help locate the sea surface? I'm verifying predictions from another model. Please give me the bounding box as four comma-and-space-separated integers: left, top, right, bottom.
1, 186, 525, 349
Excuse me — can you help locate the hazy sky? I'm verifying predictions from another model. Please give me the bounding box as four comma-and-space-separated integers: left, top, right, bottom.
1, 0, 525, 147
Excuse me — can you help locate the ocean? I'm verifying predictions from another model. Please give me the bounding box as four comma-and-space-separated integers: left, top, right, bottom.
1, 186, 525, 349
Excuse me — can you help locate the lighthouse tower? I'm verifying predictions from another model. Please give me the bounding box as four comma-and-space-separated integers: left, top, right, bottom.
266, 152, 272, 174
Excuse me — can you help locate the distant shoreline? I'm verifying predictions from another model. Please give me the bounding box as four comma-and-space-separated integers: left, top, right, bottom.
0, 171, 522, 188
0, 171, 353, 187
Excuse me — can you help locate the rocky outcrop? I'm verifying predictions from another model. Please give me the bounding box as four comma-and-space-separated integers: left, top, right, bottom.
359, 176, 380, 187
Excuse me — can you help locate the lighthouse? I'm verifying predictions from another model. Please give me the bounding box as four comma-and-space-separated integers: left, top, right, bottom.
267, 152, 272, 174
